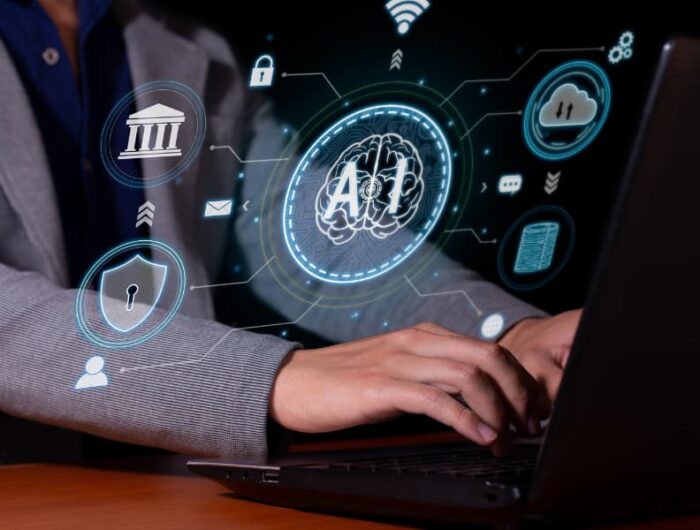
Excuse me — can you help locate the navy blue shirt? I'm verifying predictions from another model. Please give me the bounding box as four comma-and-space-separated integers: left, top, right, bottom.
0, 0, 145, 285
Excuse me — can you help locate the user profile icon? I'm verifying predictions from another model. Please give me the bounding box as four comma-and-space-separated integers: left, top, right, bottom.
75, 356, 109, 390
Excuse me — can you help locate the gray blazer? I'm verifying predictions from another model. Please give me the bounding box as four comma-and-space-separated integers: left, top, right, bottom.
0, 1, 543, 459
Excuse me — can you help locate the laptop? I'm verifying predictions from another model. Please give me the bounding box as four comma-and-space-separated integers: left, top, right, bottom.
188, 38, 700, 524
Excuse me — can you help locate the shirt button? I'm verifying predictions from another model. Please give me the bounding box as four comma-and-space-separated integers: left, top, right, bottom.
83, 159, 93, 174
42, 47, 60, 66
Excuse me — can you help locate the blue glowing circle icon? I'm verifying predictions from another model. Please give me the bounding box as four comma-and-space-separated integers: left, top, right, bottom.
76, 240, 187, 349
100, 81, 206, 188
498, 206, 575, 291
283, 103, 452, 284
523, 61, 611, 160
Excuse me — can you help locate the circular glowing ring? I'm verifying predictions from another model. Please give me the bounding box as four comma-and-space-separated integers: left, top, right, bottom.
282, 103, 452, 285
497, 205, 576, 291
100, 81, 206, 188
75, 239, 187, 349
523, 61, 611, 161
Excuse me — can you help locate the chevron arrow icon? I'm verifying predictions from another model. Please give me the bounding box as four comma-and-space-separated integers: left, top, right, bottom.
544, 171, 561, 195
135, 201, 155, 228
390, 49, 403, 71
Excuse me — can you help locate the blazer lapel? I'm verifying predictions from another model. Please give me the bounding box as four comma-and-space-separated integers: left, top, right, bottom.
0, 41, 69, 285
0, 5, 219, 318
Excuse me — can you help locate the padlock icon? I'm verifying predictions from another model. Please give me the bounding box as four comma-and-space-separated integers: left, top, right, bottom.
249, 54, 275, 88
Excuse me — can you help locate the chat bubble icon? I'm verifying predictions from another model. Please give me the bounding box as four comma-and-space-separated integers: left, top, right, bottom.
498, 174, 523, 196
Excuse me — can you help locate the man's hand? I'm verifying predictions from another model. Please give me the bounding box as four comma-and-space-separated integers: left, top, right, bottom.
270, 323, 550, 456
498, 310, 582, 401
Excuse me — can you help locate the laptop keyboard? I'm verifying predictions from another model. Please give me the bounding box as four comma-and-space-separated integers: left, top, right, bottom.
295, 444, 539, 483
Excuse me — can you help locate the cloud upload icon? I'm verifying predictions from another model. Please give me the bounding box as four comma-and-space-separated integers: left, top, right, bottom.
539, 83, 598, 128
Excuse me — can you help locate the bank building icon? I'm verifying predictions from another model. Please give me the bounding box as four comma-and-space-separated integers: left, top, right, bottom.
118, 103, 185, 160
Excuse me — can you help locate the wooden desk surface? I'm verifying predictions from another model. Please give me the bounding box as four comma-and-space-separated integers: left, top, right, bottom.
1, 454, 698, 530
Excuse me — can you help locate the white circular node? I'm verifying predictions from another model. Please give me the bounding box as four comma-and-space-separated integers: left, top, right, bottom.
398, 22, 410, 34
481, 313, 505, 339
86, 356, 105, 375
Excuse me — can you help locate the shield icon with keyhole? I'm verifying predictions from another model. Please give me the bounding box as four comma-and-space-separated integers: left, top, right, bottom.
99, 254, 168, 333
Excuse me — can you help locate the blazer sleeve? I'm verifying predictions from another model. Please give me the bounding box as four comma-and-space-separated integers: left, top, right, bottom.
0, 262, 298, 458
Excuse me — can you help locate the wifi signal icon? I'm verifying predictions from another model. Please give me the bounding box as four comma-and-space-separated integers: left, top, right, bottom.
386, 0, 430, 36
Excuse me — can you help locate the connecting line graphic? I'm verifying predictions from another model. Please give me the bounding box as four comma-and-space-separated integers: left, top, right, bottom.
209, 145, 289, 164
189, 256, 276, 291
444, 228, 497, 245
119, 297, 323, 374
461, 110, 522, 140
440, 46, 605, 107
404, 275, 483, 317
281, 72, 343, 99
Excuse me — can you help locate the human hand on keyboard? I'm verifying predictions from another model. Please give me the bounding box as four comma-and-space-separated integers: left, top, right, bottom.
270, 322, 550, 456
499, 309, 582, 401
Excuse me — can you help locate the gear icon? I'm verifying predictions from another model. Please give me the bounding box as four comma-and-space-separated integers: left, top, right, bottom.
623, 47, 633, 59
608, 45, 624, 65
619, 31, 634, 48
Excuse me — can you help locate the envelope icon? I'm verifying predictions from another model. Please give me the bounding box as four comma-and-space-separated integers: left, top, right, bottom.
204, 199, 233, 218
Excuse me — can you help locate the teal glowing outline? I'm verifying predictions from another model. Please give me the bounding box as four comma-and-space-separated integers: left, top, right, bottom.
497, 205, 575, 291
523, 61, 611, 161
75, 239, 187, 349
282, 103, 452, 285
100, 81, 206, 188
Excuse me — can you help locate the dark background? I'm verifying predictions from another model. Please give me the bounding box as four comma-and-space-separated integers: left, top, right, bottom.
166, 1, 699, 330
5, 1, 699, 462
161, 1, 700, 446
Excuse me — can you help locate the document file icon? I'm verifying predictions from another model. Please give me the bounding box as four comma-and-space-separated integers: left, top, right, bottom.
203, 199, 234, 218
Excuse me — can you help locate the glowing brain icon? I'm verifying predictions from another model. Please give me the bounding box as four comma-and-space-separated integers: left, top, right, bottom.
315, 133, 424, 245
283, 103, 452, 284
